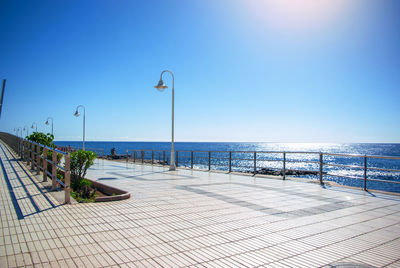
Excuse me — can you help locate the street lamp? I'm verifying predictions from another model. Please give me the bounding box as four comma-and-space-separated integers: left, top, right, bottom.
154, 70, 176, 171
16, 127, 22, 138
31, 122, 38, 132
74, 105, 85, 150
23, 126, 29, 137
45, 117, 54, 136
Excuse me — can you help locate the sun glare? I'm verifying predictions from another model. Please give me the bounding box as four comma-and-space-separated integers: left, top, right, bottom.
245, 0, 352, 34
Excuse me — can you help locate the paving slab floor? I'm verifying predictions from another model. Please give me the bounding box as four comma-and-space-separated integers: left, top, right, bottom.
1, 140, 400, 267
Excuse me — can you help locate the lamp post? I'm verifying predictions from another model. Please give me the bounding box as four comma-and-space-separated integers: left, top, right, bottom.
74, 105, 85, 150
23, 126, 29, 137
31, 122, 38, 132
16, 127, 22, 138
45, 117, 54, 136
154, 70, 176, 171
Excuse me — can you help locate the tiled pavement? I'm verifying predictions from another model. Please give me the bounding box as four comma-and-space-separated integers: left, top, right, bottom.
1, 141, 400, 267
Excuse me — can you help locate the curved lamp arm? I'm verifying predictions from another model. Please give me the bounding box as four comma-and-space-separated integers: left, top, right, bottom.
46, 117, 54, 136
155, 70, 175, 171
31, 122, 38, 132
74, 105, 86, 150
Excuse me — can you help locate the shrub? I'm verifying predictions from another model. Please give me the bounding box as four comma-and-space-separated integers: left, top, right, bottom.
26, 132, 64, 177
70, 150, 97, 184
70, 150, 97, 202
71, 178, 97, 202
26, 132, 55, 148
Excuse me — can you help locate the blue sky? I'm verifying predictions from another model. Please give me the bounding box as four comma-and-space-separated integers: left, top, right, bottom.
1, 0, 399, 142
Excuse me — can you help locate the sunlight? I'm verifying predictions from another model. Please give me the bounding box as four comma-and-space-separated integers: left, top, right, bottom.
245, 0, 352, 33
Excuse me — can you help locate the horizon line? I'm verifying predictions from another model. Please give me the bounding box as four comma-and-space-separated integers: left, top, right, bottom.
53, 140, 400, 144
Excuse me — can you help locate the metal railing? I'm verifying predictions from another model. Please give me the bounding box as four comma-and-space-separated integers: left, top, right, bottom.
125, 149, 400, 192
0, 132, 71, 204
57, 145, 105, 158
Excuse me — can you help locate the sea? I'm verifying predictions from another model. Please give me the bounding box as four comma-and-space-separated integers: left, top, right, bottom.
54, 141, 400, 193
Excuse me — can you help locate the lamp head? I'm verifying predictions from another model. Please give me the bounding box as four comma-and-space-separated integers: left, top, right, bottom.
45, 120, 49, 125
74, 110, 80, 117
31, 124, 34, 129
154, 79, 168, 91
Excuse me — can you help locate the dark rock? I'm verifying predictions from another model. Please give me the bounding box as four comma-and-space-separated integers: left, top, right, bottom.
252, 168, 325, 176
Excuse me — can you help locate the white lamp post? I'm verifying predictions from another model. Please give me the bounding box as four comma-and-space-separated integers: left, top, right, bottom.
31, 122, 38, 132
16, 127, 22, 138
23, 126, 29, 137
45, 117, 54, 136
154, 70, 176, 171
74, 105, 85, 150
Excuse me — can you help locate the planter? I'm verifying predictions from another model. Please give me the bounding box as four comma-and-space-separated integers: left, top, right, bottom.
88, 179, 131, 202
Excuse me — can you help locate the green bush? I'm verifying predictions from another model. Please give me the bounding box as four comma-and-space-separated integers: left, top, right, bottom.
70, 150, 96, 183
26, 132, 55, 148
26, 132, 64, 178
56, 172, 64, 183
70, 150, 97, 202
71, 179, 97, 202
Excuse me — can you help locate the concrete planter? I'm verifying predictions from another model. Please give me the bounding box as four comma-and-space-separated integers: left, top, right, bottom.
88, 179, 130, 202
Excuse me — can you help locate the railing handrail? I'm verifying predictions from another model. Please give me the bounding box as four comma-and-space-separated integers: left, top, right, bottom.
0, 132, 71, 204
124, 148, 400, 160
53, 144, 400, 162
49, 140, 400, 193
28, 140, 69, 155
122, 147, 400, 193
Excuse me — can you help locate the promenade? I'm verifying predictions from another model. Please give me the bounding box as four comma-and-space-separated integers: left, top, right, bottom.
1, 141, 400, 267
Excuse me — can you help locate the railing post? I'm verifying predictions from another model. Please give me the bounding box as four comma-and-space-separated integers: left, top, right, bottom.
36, 145, 40, 175
229, 151, 232, 172
363, 156, 367, 191
25, 141, 28, 161
176, 151, 178, 167
319, 153, 323, 184
134, 151, 136, 163
52, 149, 57, 190
254, 152, 257, 174
23, 141, 28, 164
21, 140, 24, 160
18, 140, 21, 156
64, 154, 71, 204
163, 151, 165, 165
208, 151, 211, 170
43, 148, 48, 182
126, 150, 129, 163
152, 150, 154, 165
20, 141, 24, 159
283, 152, 286, 180
191, 151, 194, 169
31, 143, 35, 170
27, 141, 30, 165
141, 150, 144, 163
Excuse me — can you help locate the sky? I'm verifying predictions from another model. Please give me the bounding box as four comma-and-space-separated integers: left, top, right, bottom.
0, 0, 399, 143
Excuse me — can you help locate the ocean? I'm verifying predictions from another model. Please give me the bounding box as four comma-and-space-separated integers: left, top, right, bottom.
54, 141, 400, 193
